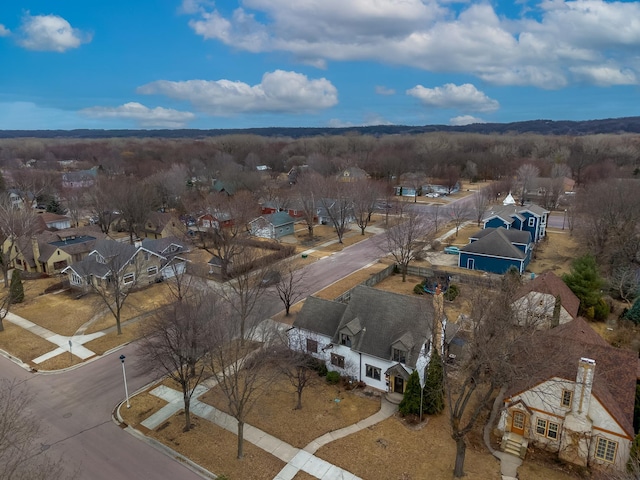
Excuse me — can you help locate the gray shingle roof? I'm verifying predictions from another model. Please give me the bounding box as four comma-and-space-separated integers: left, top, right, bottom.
470, 227, 531, 245
294, 296, 347, 337
462, 228, 527, 259
483, 203, 549, 222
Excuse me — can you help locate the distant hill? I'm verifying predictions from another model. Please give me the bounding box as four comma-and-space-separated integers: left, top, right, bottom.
1, 116, 640, 139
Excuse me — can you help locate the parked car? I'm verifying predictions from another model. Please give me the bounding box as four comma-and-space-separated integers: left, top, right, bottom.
260, 270, 281, 287
444, 246, 460, 255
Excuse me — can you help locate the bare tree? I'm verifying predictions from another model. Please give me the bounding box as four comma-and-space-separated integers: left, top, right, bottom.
515, 163, 540, 205
138, 294, 212, 432
87, 179, 118, 235
272, 258, 306, 316
448, 201, 471, 237
0, 379, 69, 480
318, 178, 354, 244
0, 196, 39, 288
206, 311, 279, 459
86, 241, 144, 335
293, 172, 321, 239
383, 207, 433, 282
112, 178, 160, 244
352, 179, 383, 235
471, 188, 490, 226
276, 330, 321, 410
60, 187, 87, 228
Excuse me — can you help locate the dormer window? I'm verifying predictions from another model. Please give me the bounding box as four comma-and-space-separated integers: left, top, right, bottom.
96, 254, 105, 264
340, 333, 352, 347
393, 348, 406, 363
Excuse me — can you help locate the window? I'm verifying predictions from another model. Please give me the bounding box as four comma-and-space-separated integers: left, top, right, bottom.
147, 266, 158, 276
366, 364, 381, 381
306, 338, 318, 353
528, 217, 535, 227
144, 252, 150, 261
562, 390, 573, 408
595, 438, 617, 463
123, 273, 135, 285
330, 353, 345, 368
340, 333, 352, 347
393, 348, 406, 363
71, 273, 83, 286
536, 419, 559, 440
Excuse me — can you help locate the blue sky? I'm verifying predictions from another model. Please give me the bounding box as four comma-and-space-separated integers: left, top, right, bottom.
1, 0, 639, 130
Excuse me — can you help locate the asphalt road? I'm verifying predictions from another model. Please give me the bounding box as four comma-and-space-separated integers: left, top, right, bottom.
0, 230, 391, 480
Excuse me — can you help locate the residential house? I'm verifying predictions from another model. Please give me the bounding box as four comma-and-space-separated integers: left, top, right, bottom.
336, 166, 370, 183
511, 271, 580, 328
260, 200, 306, 219
142, 212, 186, 239
10, 227, 107, 275
483, 203, 549, 243
249, 212, 295, 239
141, 237, 189, 278
290, 286, 444, 393
288, 165, 309, 185
497, 318, 636, 472
316, 198, 355, 226
61, 166, 100, 189
422, 181, 461, 196
196, 211, 234, 230
459, 228, 533, 274
35, 212, 72, 232
63, 238, 186, 292
212, 179, 236, 196
7, 189, 37, 209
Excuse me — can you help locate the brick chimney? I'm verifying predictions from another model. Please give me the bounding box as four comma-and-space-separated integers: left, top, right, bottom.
573, 357, 595, 416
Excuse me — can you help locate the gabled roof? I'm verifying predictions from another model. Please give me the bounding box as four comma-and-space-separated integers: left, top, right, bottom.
515, 271, 580, 319
471, 227, 531, 245
462, 228, 527, 260
145, 212, 180, 234
142, 236, 187, 257
263, 211, 295, 226
506, 317, 636, 438
295, 296, 347, 338
483, 203, 550, 222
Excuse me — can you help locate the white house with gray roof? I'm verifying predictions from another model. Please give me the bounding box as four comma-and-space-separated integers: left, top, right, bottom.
290, 286, 457, 393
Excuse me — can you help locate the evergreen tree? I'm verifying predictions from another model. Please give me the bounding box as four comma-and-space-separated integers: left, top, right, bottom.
562, 254, 605, 318
423, 350, 445, 415
9, 269, 24, 304
399, 370, 423, 417
625, 298, 640, 325
46, 198, 64, 215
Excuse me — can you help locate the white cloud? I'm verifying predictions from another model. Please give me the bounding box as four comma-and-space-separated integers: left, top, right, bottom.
138, 70, 338, 115
18, 13, 91, 52
375, 86, 395, 96
450, 115, 485, 126
80, 102, 195, 128
0, 24, 10, 37
179, 0, 216, 15
407, 83, 499, 112
569, 65, 637, 86
184, 0, 640, 89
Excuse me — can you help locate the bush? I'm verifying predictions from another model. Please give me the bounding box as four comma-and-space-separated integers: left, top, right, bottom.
413, 283, 425, 295
444, 284, 459, 301
593, 298, 610, 321
309, 357, 328, 376
326, 371, 340, 385
9, 269, 24, 304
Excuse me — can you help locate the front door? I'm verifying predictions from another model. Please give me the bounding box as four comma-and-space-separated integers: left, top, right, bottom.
511, 411, 525, 436
393, 376, 404, 394
467, 258, 475, 270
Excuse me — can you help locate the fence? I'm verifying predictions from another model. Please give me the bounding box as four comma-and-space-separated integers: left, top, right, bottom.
333, 263, 395, 303
405, 264, 501, 289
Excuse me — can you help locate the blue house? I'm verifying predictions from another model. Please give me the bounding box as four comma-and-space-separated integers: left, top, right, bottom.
459, 228, 533, 274
249, 211, 295, 239
483, 203, 549, 243
482, 203, 549, 243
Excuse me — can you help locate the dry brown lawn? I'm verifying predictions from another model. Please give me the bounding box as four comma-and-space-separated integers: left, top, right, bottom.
83, 321, 146, 355
200, 373, 381, 448
0, 321, 55, 366
11, 290, 99, 336
314, 261, 389, 300
528, 231, 580, 277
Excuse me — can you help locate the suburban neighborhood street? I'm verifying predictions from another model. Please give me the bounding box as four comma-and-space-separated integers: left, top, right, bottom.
0, 229, 392, 479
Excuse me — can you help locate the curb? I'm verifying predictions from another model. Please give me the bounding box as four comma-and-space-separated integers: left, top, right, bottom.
112, 387, 218, 479
0, 347, 32, 371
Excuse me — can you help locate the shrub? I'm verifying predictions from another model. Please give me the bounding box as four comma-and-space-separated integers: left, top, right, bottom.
399, 371, 422, 417
444, 284, 459, 301
593, 298, 610, 321
309, 357, 328, 376
9, 269, 25, 304
326, 371, 340, 385
413, 283, 425, 295
624, 298, 640, 325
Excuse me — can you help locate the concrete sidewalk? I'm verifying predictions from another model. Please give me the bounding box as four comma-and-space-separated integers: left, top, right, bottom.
142, 384, 397, 480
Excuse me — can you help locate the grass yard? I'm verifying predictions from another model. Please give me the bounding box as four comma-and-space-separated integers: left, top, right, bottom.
83, 320, 146, 355
199, 372, 381, 448
528, 231, 580, 277
0, 321, 57, 366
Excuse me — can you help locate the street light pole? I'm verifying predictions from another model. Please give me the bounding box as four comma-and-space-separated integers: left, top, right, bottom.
119, 354, 130, 408
562, 209, 567, 230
